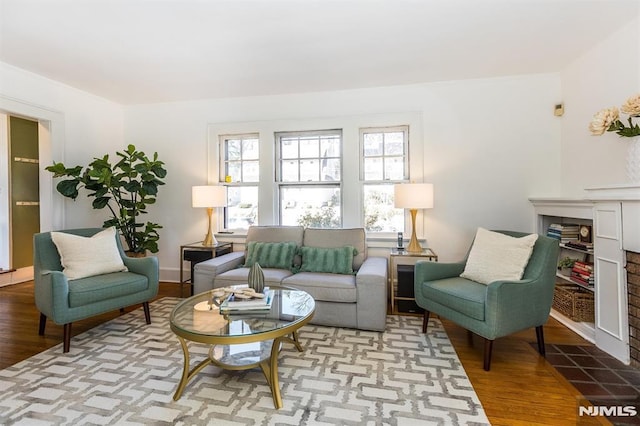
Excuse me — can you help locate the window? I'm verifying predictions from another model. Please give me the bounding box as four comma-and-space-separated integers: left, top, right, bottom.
361, 126, 409, 232
219, 134, 259, 229
276, 130, 342, 228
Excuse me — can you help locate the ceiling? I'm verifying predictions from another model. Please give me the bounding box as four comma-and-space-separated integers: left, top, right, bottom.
0, 0, 638, 105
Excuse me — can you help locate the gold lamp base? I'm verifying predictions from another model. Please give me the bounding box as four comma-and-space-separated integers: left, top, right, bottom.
202, 207, 218, 246
406, 208, 423, 253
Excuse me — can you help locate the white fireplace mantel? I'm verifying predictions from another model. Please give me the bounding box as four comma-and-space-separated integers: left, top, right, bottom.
586, 184, 640, 253
532, 185, 639, 364
585, 184, 640, 253
584, 183, 640, 201
531, 184, 640, 252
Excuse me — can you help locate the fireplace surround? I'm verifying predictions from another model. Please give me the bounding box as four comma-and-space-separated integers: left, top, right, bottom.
532, 184, 640, 364
627, 251, 640, 368
585, 184, 640, 366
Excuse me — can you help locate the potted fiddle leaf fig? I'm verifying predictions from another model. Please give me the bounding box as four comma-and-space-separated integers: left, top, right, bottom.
46, 144, 167, 255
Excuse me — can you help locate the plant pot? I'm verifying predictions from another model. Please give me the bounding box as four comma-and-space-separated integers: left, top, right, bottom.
126, 251, 147, 258
561, 267, 572, 276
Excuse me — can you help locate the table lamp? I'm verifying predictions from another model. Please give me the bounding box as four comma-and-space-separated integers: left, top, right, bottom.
192, 185, 227, 246
394, 183, 434, 252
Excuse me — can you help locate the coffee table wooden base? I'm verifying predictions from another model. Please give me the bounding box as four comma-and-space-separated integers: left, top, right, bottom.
172, 331, 304, 409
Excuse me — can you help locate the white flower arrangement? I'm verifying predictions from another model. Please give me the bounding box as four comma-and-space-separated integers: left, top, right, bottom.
589, 94, 640, 137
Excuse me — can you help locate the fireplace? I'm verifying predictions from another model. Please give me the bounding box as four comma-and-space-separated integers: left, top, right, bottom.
628, 251, 640, 368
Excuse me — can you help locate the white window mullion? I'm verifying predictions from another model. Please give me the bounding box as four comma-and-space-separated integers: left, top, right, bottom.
219, 133, 260, 230
276, 130, 343, 228
360, 125, 409, 233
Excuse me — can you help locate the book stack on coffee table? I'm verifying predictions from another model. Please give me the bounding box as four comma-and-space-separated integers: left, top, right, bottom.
219, 288, 273, 313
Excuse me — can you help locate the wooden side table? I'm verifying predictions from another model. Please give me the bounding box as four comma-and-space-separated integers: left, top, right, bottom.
179, 242, 233, 297
389, 248, 438, 315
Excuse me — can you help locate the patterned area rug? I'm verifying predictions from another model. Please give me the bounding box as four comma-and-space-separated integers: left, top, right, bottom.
0, 298, 488, 425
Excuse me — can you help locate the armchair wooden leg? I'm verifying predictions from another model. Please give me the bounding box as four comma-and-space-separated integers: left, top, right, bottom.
39, 313, 47, 336
422, 310, 430, 333
536, 325, 546, 356
483, 338, 493, 371
143, 302, 151, 324
467, 330, 474, 345
63, 323, 72, 353
120, 308, 125, 314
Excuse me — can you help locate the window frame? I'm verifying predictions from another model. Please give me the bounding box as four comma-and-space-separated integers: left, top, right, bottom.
218, 133, 260, 230
275, 129, 343, 227
208, 113, 423, 235
360, 125, 410, 234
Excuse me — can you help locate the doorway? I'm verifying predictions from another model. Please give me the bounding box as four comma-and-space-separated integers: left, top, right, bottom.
9, 116, 40, 269
0, 97, 63, 287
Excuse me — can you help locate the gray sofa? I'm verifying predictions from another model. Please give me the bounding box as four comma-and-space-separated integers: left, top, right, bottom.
193, 226, 388, 331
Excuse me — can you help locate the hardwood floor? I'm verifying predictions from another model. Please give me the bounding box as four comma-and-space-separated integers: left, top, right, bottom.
441, 318, 609, 425
0, 281, 609, 425
0, 281, 181, 370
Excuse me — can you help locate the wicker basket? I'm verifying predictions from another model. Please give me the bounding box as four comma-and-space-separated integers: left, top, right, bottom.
552, 283, 595, 322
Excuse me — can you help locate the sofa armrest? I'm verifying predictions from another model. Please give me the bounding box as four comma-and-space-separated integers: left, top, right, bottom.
193, 251, 245, 294
356, 256, 387, 284
414, 260, 466, 283
123, 255, 158, 276
355, 256, 388, 331
122, 255, 159, 294
34, 270, 71, 322
485, 278, 553, 338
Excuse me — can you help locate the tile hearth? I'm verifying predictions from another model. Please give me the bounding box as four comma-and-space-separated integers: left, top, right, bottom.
541, 343, 640, 425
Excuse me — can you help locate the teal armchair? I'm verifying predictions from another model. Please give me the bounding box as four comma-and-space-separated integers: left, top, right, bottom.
414, 231, 559, 371
34, 228, 159, 352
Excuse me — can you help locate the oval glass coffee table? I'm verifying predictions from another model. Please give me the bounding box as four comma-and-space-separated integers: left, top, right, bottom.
170, 287, 315, 409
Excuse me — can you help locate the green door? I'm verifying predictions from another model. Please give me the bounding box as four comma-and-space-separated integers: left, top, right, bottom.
9, 116, 40, 269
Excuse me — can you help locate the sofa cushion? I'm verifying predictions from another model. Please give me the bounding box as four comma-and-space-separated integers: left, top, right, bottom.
298, 245, 356, 275
302, 228, 366, 270
246, 225, 304, 244
214, 267, 293, 288
51, 227, 128, 280
460, 228, 538, 285
246, 226, 305, 266
422, 277, 486, 321
245, 241, 298, 269
282, 272, 357, 303
68, 271, 148, 308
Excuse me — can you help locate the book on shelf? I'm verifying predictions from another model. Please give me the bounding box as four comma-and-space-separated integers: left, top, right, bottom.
570, 260, 594, 288
570, 276, 594, 289
571, 271, 594, 282
220, 289, 273, 312
547, 223, 580, 242
572, 260, 594, 273
564, 240, 594, 252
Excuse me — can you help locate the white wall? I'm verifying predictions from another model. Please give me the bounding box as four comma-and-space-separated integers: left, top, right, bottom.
1, 15, 637, 283
0, 62, 125, 232
126, 73, 562, 274
560, 16, 640, 196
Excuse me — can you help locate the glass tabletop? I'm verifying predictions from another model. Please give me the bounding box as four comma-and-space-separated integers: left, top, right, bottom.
170, 287, 315, 339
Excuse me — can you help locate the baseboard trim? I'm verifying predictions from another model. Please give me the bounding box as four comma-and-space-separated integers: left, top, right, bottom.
0, 266, 34, 287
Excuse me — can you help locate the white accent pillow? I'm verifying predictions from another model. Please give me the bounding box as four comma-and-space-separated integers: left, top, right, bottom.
51, 227, 128, 280
460, 228, 538, 285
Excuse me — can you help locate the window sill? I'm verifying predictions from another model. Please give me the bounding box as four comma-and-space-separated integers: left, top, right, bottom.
217, 231, 425, 249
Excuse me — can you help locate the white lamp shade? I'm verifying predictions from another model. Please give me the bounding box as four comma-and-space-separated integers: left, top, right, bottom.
394, 183, 434, 209
192, 185, 227, 208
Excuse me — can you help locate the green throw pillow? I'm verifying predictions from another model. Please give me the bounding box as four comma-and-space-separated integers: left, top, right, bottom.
245, 241, 298, 270
298, 246, 357, 275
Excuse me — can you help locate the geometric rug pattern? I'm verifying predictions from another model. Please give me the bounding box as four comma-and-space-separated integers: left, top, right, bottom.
0, 298, 489, 425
